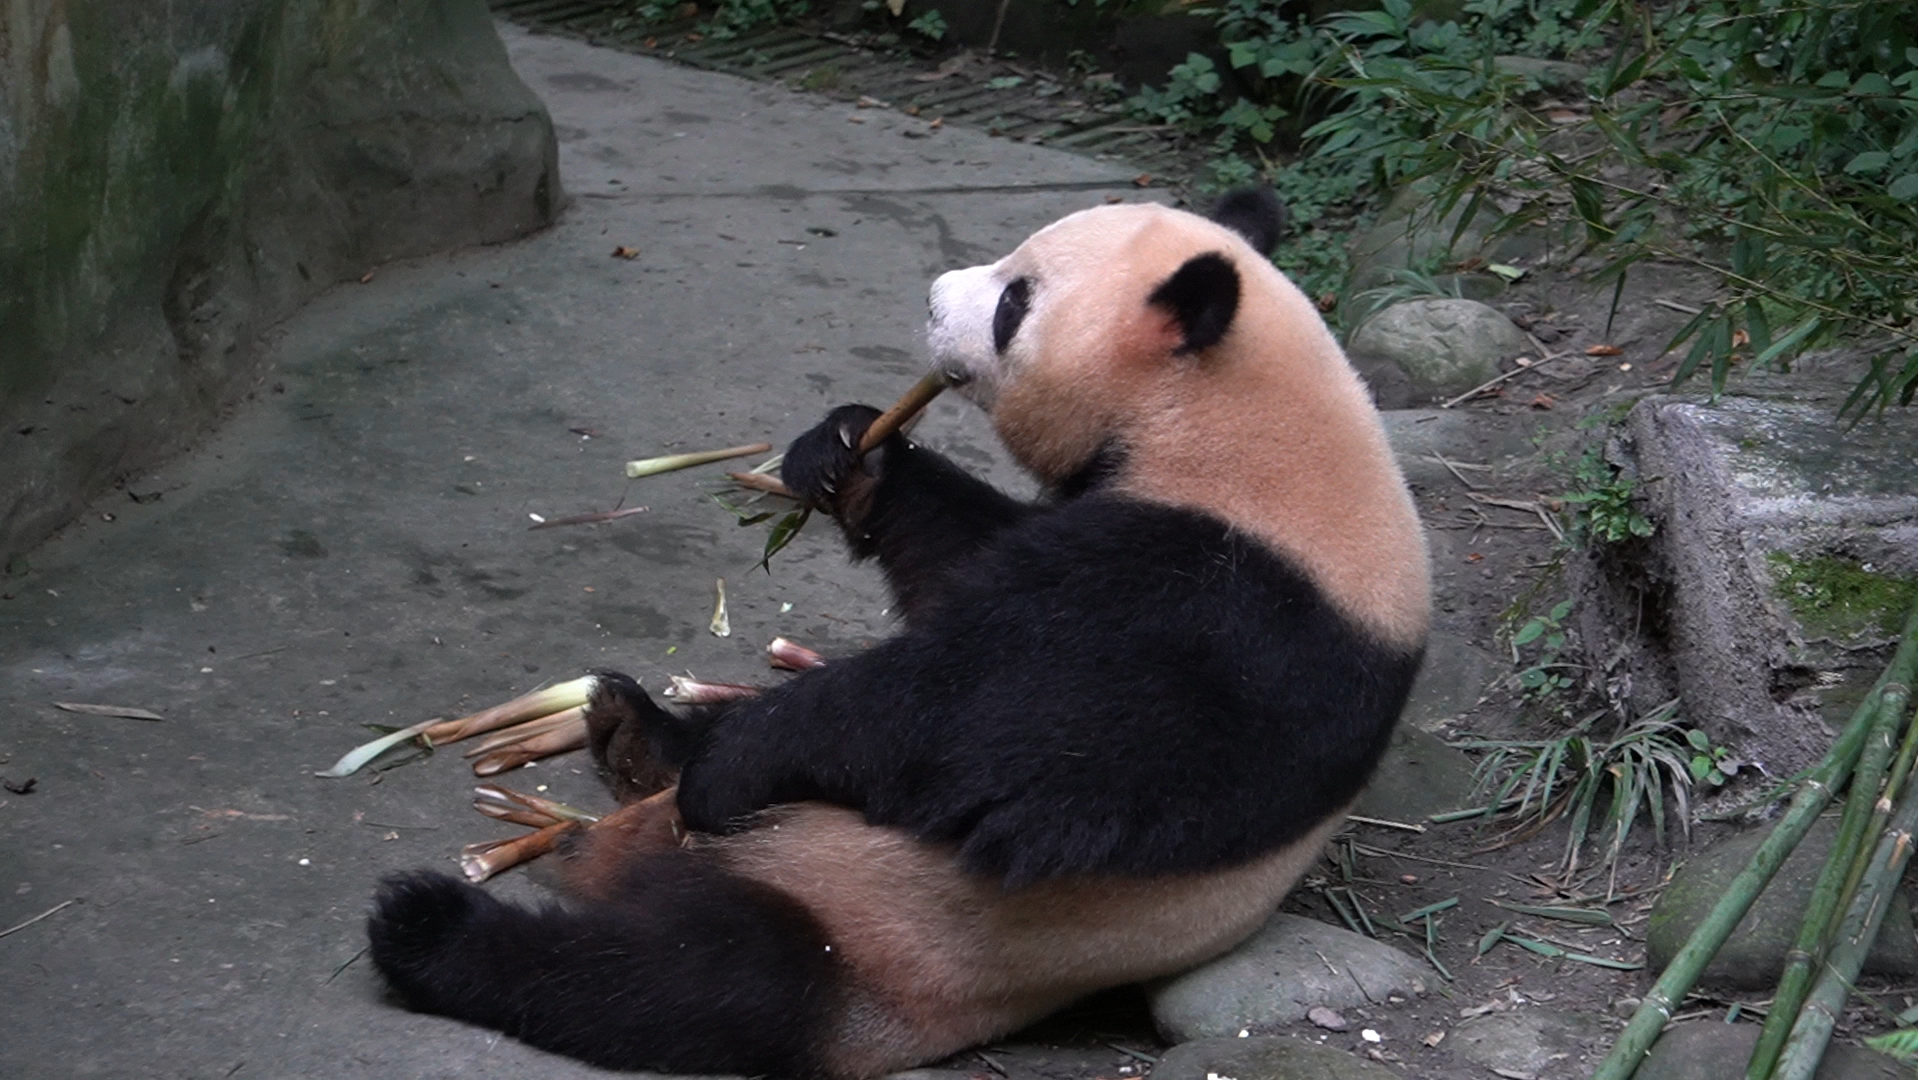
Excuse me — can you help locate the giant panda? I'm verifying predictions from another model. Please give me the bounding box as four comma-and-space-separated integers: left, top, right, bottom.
366, 188, 1431, 1078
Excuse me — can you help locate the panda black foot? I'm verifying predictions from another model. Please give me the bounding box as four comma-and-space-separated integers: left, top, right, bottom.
367, 871, 490, 1003
584, 669, 699, 802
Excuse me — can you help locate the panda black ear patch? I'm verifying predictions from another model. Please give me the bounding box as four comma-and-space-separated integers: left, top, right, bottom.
1148, 252, 1240, 355
1208, 187, 1287, 254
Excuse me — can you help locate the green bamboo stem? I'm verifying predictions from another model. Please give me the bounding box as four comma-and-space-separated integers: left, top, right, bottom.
1834, 683, 1918, 916
1594, 603, 1918, 1080
1773, 679, 1918, 1080
1746, 682, 1907, 1077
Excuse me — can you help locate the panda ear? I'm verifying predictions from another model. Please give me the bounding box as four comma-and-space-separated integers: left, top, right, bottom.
1148, 252, 1240, 355
1208, 187, 1287, 254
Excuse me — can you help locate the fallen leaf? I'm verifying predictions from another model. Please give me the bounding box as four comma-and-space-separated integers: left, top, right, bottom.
1465, 552, 1484, 563
1585, 344, 1623, 356
1133, 173, 1154, 187
1317, 293, 1338, 312
611, 245, 641, 259
54, 702, 164, 721
928, 117, 944, 130
1732, 329, 1750, 347
1423, 1031, 1446, 1048
1530, 393, 1557, 410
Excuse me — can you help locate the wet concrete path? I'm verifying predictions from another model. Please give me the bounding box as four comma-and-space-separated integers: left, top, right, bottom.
0, 24, 1148, 1080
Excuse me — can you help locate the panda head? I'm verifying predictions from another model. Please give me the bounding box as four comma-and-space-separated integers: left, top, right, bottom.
926, 189, 1297, 487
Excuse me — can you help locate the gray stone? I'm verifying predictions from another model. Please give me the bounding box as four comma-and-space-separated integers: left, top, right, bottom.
1344, 178, 1555, 304
1578, 394, 1918, 775
1382, 407, 1543, 494
1400, 634, 1504, 731
1447, 1008, 1606, 1078
1, 0, 562, 565
1149, 914, 1428, 1042
1636, 1022, 1908, 1080
1355, 723, 1480, 822
1152, 1037, 1399, 1080
1348, 299, 1533, 405
1646, 816, 1918, 990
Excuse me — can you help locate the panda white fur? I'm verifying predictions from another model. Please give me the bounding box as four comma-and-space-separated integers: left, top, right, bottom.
366, 188, 1431, 1078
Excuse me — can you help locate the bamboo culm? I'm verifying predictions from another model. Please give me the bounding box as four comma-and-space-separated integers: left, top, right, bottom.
1593, 603, 1918, 1080
1772, 682, 1917, 1080
1746, 676, 1907, 1078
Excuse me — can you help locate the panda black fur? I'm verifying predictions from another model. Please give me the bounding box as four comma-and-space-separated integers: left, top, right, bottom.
366, 188, 1430, 1079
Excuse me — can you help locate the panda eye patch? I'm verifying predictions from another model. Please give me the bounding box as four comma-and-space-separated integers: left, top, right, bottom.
992, 277, 1032, 354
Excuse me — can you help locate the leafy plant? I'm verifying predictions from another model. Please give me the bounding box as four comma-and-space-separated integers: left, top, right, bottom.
1135, 0, 1918, 416
906, 8, 946, 41
1864, 1027, 1918, 1064
697, 0, 810, 40
1457, 699, 1709, 876
1512, 598, 1579, 700
1559, 451, 1654, 546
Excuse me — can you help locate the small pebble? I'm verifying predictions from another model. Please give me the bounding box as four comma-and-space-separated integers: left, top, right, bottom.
1400, 874, 1418, 884
1361, 1029, 1382, 1043
1308, 1006, 1348, 1031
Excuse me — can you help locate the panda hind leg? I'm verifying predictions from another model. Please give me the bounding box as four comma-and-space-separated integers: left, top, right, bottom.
367, 852, 844, 1077
551, 787, 687, 902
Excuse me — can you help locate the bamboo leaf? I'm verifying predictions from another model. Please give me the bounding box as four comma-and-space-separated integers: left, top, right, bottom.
1492, 902, 1615, 926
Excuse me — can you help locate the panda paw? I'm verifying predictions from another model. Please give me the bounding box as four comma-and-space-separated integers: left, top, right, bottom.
782, 404, 887, 513
584, 669, 692, 803
367, 871, 488, 991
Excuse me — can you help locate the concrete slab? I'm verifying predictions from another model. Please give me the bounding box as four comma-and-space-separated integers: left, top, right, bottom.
0, 25, 1144, 1080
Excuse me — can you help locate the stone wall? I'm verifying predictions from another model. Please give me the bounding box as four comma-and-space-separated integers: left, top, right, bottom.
0, 0, 561, 564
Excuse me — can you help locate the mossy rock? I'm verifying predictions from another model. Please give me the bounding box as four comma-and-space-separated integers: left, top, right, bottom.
1767, 553, 1918, 643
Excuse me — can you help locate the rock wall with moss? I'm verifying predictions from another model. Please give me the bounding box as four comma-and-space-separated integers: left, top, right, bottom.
0, 0, 560, 563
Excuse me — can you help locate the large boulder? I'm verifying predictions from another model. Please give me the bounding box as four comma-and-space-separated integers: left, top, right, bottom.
1645, 816, 1918, 989
1, 0, 561, 565
1636, 1021, 1907, 1080
1148, 913, 1429, 1042
1347, 298, 1533, 406
1575, 393, 1918, 776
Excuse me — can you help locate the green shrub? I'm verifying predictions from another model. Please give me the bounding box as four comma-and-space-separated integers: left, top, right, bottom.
1138, 0, 1918, 414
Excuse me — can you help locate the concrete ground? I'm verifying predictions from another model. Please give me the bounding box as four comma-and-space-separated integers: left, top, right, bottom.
0, 24, 1162, 1080
0, 22, 1513, 1080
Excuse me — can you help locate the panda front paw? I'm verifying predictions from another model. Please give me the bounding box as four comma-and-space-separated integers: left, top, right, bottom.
583, 670, 690, 803
782, 404, 888, 515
